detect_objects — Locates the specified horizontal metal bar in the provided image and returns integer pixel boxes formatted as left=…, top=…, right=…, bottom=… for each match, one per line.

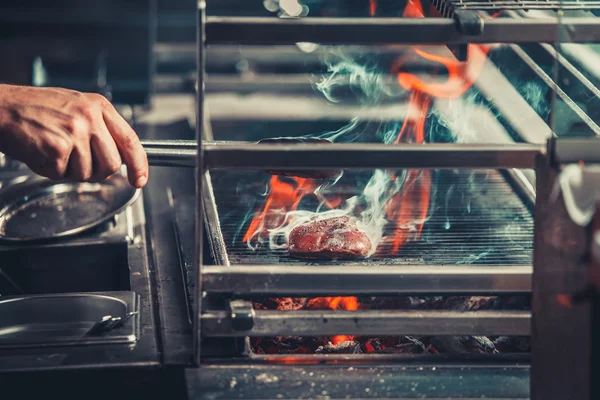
left=143, top=140, right=544, bottom=169
left=142, top=139, right=196, bottom=149
left=552, top=138, right=600, bottom=165
left=202, top=265, right=532, bottom=295
left=145, top=147, right=196, bottom=167
left=204, top=142, right=543, bottom=169
left=202, top=309, right=531, bottom=337
left=206, top=17, right=600, bottom=45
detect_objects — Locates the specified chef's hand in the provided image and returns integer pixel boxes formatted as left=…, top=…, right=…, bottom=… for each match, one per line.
left=0, top=84, right=148, bottom=188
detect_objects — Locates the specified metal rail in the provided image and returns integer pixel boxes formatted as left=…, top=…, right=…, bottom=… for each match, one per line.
left=202, top=309, right=531, bottom=337
left=552, top=137, right=600, bottom=164
left=205, top=17, right=600, bottom=45
left=202, top=265, right=532, bottom=295
left=144, top=140, right=544, bottom=169
left=203, top=142, right=543, bottom=169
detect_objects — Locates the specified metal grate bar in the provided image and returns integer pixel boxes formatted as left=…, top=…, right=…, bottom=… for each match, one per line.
left=202, top=265, right=532, bottom=295
left=202, top=309, right=531, bottom=337
left=142, top=141, right=543, bottom=169
left=432, top=0, right=600, bottom=18
left=203, top=142, right=543, bottom=169
left=205, top=16, right=600, bottom=45
left=552, top=137, right=600, bottom=164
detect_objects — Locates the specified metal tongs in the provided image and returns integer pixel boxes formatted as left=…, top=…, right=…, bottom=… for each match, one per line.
left=86, top=311, right=138, bottom=336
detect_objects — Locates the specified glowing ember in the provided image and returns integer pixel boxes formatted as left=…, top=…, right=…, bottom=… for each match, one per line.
left=306, top=296, right=359, bottom=344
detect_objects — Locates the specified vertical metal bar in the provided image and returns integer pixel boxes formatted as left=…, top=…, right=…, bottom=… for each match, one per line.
left=531, top=154, right=591, bottom=400
left=194, top=0, right=206, bottom=367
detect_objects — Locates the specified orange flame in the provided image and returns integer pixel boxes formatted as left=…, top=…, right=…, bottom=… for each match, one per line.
left=369, top=0, right=377, bottom=16
left=306, top=296, right=359, bottom=344
left=385, top=0, right=490, bottom=254
left=243, top=176, right=317, bottom=243
left=248, top=0, right=494, bottom=351
left=243, top=175, right=342, bottom=245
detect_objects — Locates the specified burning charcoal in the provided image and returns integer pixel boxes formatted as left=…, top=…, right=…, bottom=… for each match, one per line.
left=457, top=336, right=498, bottom=354
left=429, top=337, right=470, bottom=354
left=490, top=296, right=531, bottom=310
left=363, top=338, right=383, bottom=353
left=254, top=297, right=306, bottom=311
left=382, top=343, right=425, bottom=354
left=463, top=297, right=496, bottom=311
left=415, top=296, right=497, bottom=312
left=493, top=336, right=531, bottom=353
left=289, top=216, right=372, bottom=259
left=402, top=336, right=430, bottom=352
left=258, top=137, right=343, bottom=180
left=381, top=336, right=428, bottom=354
left=315, top=340, right=362, bottom=354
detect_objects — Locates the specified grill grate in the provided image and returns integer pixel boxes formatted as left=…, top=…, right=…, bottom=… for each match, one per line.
left=431, top=0, right=600, bottom=18
left=207, top=170, right=533, bottom=267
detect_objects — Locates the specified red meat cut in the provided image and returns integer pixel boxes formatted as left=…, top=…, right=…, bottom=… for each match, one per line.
left=288, top=216, right=372, bottom=259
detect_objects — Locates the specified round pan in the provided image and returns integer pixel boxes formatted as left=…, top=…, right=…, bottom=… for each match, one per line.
left=0, top=174, right=139, bottom=243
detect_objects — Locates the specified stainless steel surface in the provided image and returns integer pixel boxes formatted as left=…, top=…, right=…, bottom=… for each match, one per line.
left=146, top=146, right=196, bottom=167
left=203, top=143, right=543, bottom=169
left=202, top=265, right=532, bottom=295
left=205, top=16, right=600, bottom=45
left=187, top=365, right=530, bottom=399
left=0, top=174, right=139, bottom=242
left=144, top=141, right=543, bottom=169
left=0, top=180, right=159, bottom=372
left=202, top=309, right=531, bottom=337
left=552, top=137, right=600, bottom=164
left=0, top=292, right=139, bottom=349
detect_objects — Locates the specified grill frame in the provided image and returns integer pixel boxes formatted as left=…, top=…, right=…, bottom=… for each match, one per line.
left=194, top=3, right=600, bottom=398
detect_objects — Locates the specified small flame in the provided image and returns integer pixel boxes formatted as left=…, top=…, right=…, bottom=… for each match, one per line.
left=243, top=176, right=317, bottom=247
left=369, top=0, right=377, bottom=16
left=243, top=176, right=342, bottom=248
left=306, top=296, right=359, bottom=344
left=381, top=0, right=491, bottom=253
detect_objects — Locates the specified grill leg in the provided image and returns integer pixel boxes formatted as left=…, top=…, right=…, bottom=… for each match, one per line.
left=531, top=155, right=592, bottom=399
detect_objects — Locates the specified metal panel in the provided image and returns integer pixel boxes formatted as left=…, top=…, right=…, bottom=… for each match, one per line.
left=205, top=17, right=600, bottom=45
left=202, top=265, right=532, bottom=295
left=202, top=309, right=531, bottom=337
left=531, top=155, right=591, bottom=400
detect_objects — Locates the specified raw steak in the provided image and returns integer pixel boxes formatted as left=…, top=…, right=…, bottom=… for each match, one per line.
left=288, top=216, right=372, bottom=259
left=258, top=137, right=343, bottom=179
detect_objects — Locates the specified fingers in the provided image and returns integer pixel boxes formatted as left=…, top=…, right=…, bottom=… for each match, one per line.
left=101, top=104, right=148, bottom=188
left=89, top=125, right=122, bottom=182
left=32, top=138, right=71, bottom=180
left=65, top=141, right=93, bottom=181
